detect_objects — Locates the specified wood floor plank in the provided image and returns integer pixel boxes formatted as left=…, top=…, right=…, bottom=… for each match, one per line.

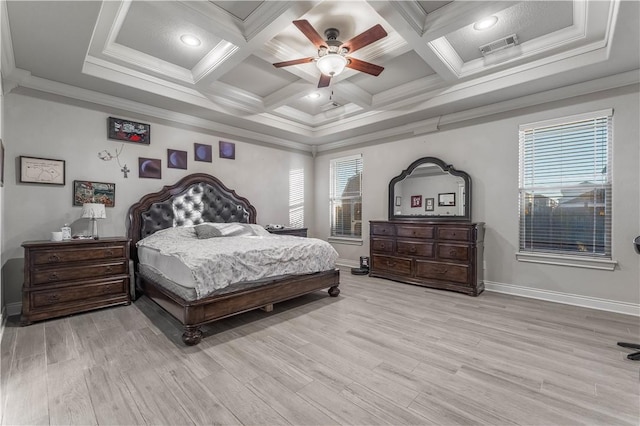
left=3, top=268, right=638, bottom=425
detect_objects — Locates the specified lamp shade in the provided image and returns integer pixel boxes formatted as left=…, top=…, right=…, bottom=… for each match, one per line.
left=316, top=54, right=348, bottom=76
left=81, top=203, right=106, bottom=219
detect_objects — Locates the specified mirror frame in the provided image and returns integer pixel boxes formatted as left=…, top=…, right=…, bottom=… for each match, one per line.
left=388, top=157, right=472, bottom=221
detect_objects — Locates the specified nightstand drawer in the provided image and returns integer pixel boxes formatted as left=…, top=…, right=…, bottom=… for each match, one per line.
left=32, top=245, right=125, bottom=265
left=32, top=260, right=128, bottom=285
left=31, top=279, right=127, bottom=309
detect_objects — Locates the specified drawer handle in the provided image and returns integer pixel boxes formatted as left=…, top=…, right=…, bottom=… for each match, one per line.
left=105, top=266, right=113, bottom=273
left=410, top=247, right=416, bottom=253
left=380, top=243, right=385, bottom=249
left=451, top=233, right=456, bottom=237
left=105, top=249, right=114, bottom=256
left=449, top=249, right=458, bottom=256
left=48, top=254, right=61, bottom=262
left=386, top=261, right=396, bottom=267
left=434, top=268, right=449, bottom=275
left=47, top=294, right=60, bottom=303
left=48, top=272, right=59, bottom=281
left=101, top=286, right=112, bottom=294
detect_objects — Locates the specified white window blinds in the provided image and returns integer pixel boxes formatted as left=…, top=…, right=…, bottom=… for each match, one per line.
left=518, top=109, right=612, bottom=257
left=330, top=154, right=363, bottom=239
left=289, top=168, right=304, bottom=228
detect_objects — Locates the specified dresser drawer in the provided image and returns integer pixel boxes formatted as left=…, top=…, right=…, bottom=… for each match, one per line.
left=371, top=223, right=395, bottom=237
left=437, top=227, right=471, bottom=241
left=32, top=261, right=128, bottom=285
left=371, top=238, right=394, bottom=253
left=437, top=243, right=470, bottom=261
left=396, top=225, right=434, bottom=239
left=397, top=241, right=434, bottom=257
left=30, top=279, right=127, bottom=309
left=372, top=255, right=411, bottom=276
left=415, top=260, right=469, bottom=284
left=32, top=245, right=126, bottom=265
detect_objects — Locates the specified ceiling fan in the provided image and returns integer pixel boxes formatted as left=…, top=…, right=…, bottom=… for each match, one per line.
left=273, top=19, right=388, bottom=88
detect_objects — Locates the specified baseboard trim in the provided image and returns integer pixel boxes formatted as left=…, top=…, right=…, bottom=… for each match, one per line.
left=6, top=302, right=21, bottom=317
left=485, top=280, right=640, bottom=317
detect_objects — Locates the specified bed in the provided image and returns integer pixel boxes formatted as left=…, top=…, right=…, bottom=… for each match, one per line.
left=126, top=173, right=340, bottom=345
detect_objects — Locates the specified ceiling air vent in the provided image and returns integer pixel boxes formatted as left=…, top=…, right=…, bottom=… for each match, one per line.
left=479, top=34, right=519, bottom=56
left=321, top=101, right=341, bottom=111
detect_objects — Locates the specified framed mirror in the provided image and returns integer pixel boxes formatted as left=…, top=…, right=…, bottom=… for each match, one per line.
left=389, top=157, right=471, bottom=221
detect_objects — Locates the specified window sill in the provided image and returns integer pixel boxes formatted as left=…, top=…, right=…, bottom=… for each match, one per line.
left=515, top=252, right=617, bottom=271
left=328, top=237, right=363, bottom=246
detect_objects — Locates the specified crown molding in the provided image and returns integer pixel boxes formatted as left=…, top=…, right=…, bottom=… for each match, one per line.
left=1, top=0, right=16, bottom=80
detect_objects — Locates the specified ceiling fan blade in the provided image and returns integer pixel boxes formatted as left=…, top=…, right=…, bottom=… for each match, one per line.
left=346, top=58, right=384, bottom=76
left=318, top=74, right=331, bottom=88
left=340, top=24, right=387, bottom=53
left=293, top=20, right=327, bottom=49
left=273, top=57, right=315, bottom=68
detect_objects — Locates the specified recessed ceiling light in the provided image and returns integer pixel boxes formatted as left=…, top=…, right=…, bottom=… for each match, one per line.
left=473, top=16, right=498, bottom=31
left=307, top=92, right=321, bottom=99
left=180, top=34, right=201, bottom=47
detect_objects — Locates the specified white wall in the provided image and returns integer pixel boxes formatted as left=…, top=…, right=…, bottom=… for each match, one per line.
left=1, top=92, right=314, bottom=307
left=314, top=85, right=640, bottom=307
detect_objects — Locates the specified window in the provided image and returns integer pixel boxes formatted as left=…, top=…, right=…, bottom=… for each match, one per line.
left=330, top=154, right=363, bottom=240
left=289, top=168, right=304, bottom=228
left=518, top=109, right=612, bottom=260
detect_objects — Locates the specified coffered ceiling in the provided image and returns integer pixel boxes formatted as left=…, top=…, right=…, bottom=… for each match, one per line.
left=2, top=1, right=638, bottom=152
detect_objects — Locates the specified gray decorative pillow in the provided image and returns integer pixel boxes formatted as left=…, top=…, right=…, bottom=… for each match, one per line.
left=194, top=223, right=223, bottom=239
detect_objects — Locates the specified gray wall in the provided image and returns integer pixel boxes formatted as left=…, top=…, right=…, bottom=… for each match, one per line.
left=314, top=85, right=640, bottom=306
left=1, top=92, right=314, bottom=307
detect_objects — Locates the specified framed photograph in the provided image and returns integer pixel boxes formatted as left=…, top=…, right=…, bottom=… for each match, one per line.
left=167, top=149, right=187, bottom=169
left=108, top=117, right=150, bottom=144
left=73, top=180, right=115, bottom=207
left=19, top=156, right=65, bottom=185
left=438, top=192, right=456, bottom=206
left=410, top=195, right=422, bottom=208
left=139, top=157, right=161, bottom=179
left=194, top=143, right=212, bottom=162
left=219, top=141, right=235, bottom=160
left=425, top=197, right=434, bottom=211
left=395, top=196, right=401, bottom=206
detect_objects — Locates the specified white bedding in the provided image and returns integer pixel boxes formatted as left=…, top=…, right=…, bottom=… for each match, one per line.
left=136, top=224, right=338, bottom=299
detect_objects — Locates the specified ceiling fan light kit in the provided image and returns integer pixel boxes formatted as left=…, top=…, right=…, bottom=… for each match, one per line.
left=273, top=19, right=388, bottom=88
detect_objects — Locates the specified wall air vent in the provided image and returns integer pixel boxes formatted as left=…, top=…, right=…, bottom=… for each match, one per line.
left=479, top=34, right=519, bottom=56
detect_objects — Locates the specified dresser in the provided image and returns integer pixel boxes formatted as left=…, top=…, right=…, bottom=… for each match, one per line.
left=369, top=221, right=484, bottom=296
left=21, top=237, right=131, bottom=325
left=266, top=227, right=308, bottom=237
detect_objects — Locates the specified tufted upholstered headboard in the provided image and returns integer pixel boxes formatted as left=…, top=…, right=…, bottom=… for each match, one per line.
left=127, top=173, right=257, bottom=263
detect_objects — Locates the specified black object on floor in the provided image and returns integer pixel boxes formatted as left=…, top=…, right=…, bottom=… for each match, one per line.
left=351, top=267, right=369, bottom=275
left=617, top=342, right=640, bottom=360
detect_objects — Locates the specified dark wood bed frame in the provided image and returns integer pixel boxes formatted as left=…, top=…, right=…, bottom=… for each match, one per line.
left=126, top=173, right=340, bottom=345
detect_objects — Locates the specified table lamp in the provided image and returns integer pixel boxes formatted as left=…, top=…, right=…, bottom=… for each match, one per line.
left=81, top=203, right=106, bottom=239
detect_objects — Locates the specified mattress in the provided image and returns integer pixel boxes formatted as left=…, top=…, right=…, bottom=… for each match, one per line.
left=136, top=224, right=338, bottom=299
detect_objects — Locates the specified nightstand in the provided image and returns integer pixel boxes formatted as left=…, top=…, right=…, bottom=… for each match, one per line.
left=266, top=227, right=308, bottom=237
left=21, top=237, right=131, bottom=325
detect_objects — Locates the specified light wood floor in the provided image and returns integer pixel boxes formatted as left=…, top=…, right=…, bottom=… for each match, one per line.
left=2, top=270, right=639, bottom=425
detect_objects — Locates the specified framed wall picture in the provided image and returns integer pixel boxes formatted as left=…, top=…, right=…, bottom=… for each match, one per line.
left=73, top=180, right=115, bottom=207
left=194, top=143, right=212, bottom=162
left=425, top=197, right=434, bottom=211
left=108, top=117, right=150, bottom=144
left=167, top=149, right=187, bottom=169
left=19, top=156, right=65, bottom=185
left=410, top=195, right=422, bottom=208
left=219, top=141, right=235, bottom=159
left=139, top=157, right=161, bottom=179
left=438, top=192, right=456, bottom=206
